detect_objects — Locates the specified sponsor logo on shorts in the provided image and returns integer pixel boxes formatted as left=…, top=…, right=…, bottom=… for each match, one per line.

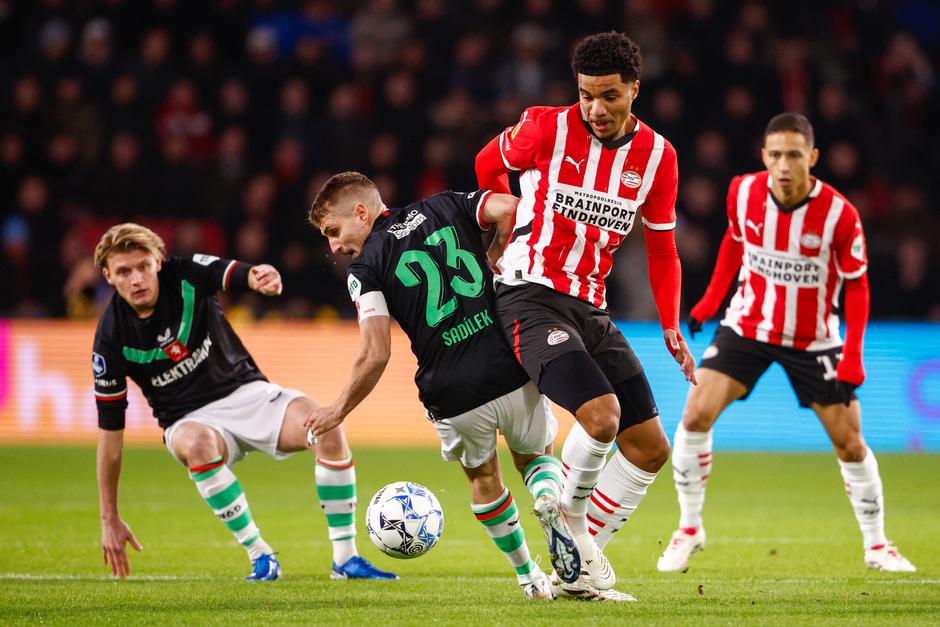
left=92, top=352, right=106, bottom=377
left=800, top=232, right=822, bottom=249
left=547, top=329, right=569, bottom=346
left=621, top=170, right=642, bottom=189
left=702, top=345, right=719, bottom=360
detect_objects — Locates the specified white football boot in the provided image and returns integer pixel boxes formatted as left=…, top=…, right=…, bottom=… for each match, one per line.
left=864, top=543, right=917, bottom=572
left=657, top=527, right=705, bottom=573
left=548, top=570, right=635, bottom=602
left=521, top=569, right=554, bottom=600
left=580, top=535, right=616, bottom=590
left=532, top=494, right=581, bottom=584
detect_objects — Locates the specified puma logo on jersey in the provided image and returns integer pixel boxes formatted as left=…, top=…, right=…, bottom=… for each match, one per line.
left=564, top=155, right=585, bottom=173
left=746, top=219, right=763, bottom=237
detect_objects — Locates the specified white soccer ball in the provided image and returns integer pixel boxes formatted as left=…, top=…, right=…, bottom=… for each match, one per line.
left=366, top=481, right=444, bottom=559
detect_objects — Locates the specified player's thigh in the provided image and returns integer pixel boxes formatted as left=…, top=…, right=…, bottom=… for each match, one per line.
left=497, top=381, right=558, bottom=458
left=165, top=420, right=228, bottom=467
left=812, top=400, right=866, bottom=460
left=432, top=402, right=500, bottom=470
left=277, top=395, right=322, bottom=453
left=586, top=315, right=644, bottom=386
left=779, top=345, right=858, bottom=408
left=681, top=367, right=750, bottom=430
left=687, top=327, right=769, bottom=425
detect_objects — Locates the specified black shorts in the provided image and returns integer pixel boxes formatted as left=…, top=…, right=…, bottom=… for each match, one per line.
left=700, top=326, right=857, bottom=408
left=495, top=282, right=653, bottom=429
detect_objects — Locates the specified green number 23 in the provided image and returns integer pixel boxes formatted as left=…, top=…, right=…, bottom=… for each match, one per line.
left=395, top=226, right=484, bottom=327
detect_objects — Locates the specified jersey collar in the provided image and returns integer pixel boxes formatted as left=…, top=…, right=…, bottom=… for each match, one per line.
left=577, top=105, right=640, bottom=150
left=767, top=176, right=822, bottom=213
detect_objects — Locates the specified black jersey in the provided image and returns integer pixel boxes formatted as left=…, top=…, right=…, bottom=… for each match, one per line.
left=93, top=255, right=266, bottom=430
left=347, top=190, right=529, bottom=419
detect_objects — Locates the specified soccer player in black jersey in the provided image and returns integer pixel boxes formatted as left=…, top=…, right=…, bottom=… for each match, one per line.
left=304, top=172, right=633, bottom=601
left=92, top=223, right=396, bottom=581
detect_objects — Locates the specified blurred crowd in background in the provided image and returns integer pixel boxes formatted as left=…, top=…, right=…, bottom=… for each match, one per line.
left=1, top=0, right=938, bottom=322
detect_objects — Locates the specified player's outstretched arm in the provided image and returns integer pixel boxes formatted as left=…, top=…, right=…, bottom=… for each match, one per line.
left=97, top=429, right=142, bottom=578
left=247, top=263, right=283, bottom=296
left=480, top=193, right=519, bottom=270
left=688, top=228, right=744, bottom=334
left=305, top=315, right=392, bottom=436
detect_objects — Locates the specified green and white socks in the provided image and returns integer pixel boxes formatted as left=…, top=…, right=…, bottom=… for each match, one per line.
left=189, top=458, right=273, bottom=561
left=472, top=487, right=540, bottom=585
left=523, top=455, right=564, bottom=501
left=316, top=455, right=358, bottom=565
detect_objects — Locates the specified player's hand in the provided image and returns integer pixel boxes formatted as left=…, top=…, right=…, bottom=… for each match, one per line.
left=304, top=405, right=345, bottom=437
left=835, top=351, right=864, bottom=406
left=101, top=517, right=143, bottom=578
left=686, top=315, right=703, bottom=339
left=249, top=264, right=283, bottom=296
left=665, top=329, right=697, bottom=385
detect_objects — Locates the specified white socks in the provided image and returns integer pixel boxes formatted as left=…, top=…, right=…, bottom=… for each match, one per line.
left=561, top=422, right=613, bottom=535
left=672, top=423, right=712, bottom=530
left=586, top=450, right=659, bottom=549
left=838, top=448, right=888, bottom=549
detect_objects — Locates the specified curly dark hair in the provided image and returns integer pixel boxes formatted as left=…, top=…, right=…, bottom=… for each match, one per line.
left=764, top=112, right=815, bottom=147
left=571, top=32, right=642, bottom=83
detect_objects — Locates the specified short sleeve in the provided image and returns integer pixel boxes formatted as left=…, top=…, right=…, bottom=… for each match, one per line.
left=442, top=190, right=493, bottom=231
left=347, top=258, right=389, bottom=322
left=93, top=326, right=128, bottom=430
left=726, top=176, right=745, bottom=242
left=833, top=203, right=868, bottom=279
left=498, top=106, right=551, bottom=172
left=640, top=141, right=678, bottom=231
left=180, top=254, right=252, bottom=293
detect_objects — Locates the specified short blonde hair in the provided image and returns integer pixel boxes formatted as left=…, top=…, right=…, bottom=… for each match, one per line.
left=94, top=223, right=167, bottom=270
left=308, top=171, right=379, bottom=229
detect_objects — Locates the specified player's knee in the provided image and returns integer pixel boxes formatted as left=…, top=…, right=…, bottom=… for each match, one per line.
left=579, top=403, right=619, bottom=442
left=834, top=432, right=866, bottom=462
left=646, top=434, right=671, bottom=471
left=315, top=426, right=348, bottom=458
left=681, top=399, right=718, bottom=432
left=176, top=433, right=222, bottom=467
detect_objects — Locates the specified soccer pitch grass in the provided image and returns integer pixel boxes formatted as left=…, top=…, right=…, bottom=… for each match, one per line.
left=0, top=447, right=937, bottom=624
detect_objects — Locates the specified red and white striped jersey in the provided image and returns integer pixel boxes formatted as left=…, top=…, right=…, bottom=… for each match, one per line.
left=720, top=171, right=868, bottom=350
left=495, top=104, right=678, bottom=309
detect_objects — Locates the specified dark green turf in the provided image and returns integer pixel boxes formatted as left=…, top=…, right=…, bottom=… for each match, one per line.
left=0, top=446, right=937, bottom=624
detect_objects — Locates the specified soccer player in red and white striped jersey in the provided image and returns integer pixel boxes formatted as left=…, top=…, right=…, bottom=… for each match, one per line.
left=476, top=32, right=695, bottom=598
left=655, top=113, right=916, bottom=574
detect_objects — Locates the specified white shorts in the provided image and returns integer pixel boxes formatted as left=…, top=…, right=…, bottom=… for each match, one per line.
left=432, top=381, right=558, bottom=469
left=164, top=380, right=305, bottom=468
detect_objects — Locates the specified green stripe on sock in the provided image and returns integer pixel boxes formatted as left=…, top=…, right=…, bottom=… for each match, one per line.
left=493, top=527, right=525, bottom=553
left=535, top=487, right=554, bottom=499
left=325, top=512, right=354, bottom=528
left=515, top=560, right=537, bottom=576
left=317, top=484, right=356, bottom=501
left=240, top=533, right=260, bottom=547
left=206, top=481, right=242, bottom=510
left=190, top=464, right=224, bottom=482
left=528, top=470, right=562, bottom=489
left=481, top=503, right=517, bottom=528
left=524, top=455, right=561, bottom=475
left=226, top=510, right=253, bottom=533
